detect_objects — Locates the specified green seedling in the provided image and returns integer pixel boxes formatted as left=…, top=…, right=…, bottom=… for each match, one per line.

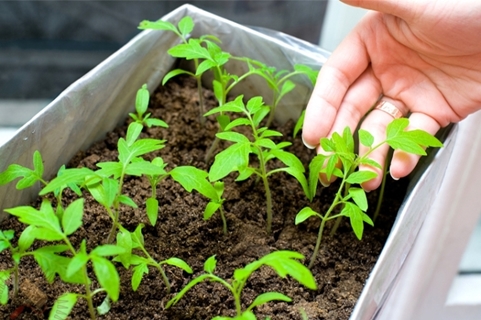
left=5, top=199, right=123, bottom=320
left=296, top=118, right=443, bottom=268
left=0, top=229, right=25, bottom=304
left=139, top=16, right=212, bottom=125
left=166, top=251, right=317, bottom=319
left=128, top=84, right=168, bottom=145
left=206, top=95, right=310, bottom=233
left=241, top=59, right=318, bottom=127
left=114, top=224, right=192, bottom=293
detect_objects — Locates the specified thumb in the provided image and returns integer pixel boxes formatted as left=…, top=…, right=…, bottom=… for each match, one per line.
left=340, top=0, right=422, bottom=21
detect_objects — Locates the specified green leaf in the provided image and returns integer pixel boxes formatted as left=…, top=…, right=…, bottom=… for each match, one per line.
left=252, top=106, right=270, bottom=127
left=178, top=16, right=194, bottom=37
left=358, top=129, right=374, bottom=147
left=294, top=64, right=319, bottom=85
left=348, top=188, right=368, bottom=211
left=135, top=84, right=149, bottom=116
left=209, top=142, right=251, bottom=181
left=126, top=122, right=143, bottom=146
left=274, top=167, right=309, bottom=200
left=270, top=149, right=305, bottom=173
left=204, top=201, right=221, bottom=220
left=126, top=161, right=167, bottom=177
left=217, top=114, right=231, bottom=131
left=118, top=195, right=138, bottom=208
left=97, top=296, right=111, bottom=316
left=18, top=225, right=36, bottom=252
left=40, top=167, right=94, bottom=195
left=49, top=293, right=78, bottom=320
left=293, top=110, right=305, bottom=138
left=295, top=207, right=319, bottom=224
left=224, top=118, right=251, bottom=131
left=170, top=166, right=218, bottom=200
left=132, top=263, right=149, bottom=291
left=196, top=59, right=217, bottom=76
left=346, top=170, right=377, bottom=185
left=163, top=257, right=193, bottom=274
left=145, top=118, right=168, bottom=128
left=162, top=68, right=193, bottom=85
left=118, top=138, right=165, bottom=165
left=115, top=228, right=133, bottom=269
left=146, top=197, right=159, bottom=226
left=247, top=292, right=292, bottom=311
left=132, top=224, right=145, bottom=247
left=246, top=96, right=264, bottom=114
left=261, top=129, right=283, bottom=139
left=33, top=150, right=44, bottom=178
left=204, top=96, right=245, bottom=116
left=0, top=271, right=10, bottom=305
left=235, top=166, right=256, bottom=181
left=62, top=198, right=83, bottom=236
left=212, top=80, right=224, bottom=105
left=6, top=200, right=62, bottom=235
left=216, top=131, right=250, bottom=144
left=358, top=158, right=382, bottom=169
left=91, top=245, right=125, bottom=257
left=277, top=80, right=296, bottom=103
left=166, top=274, right=213, bottom=308
left=138, top=19, right=178, bottom=33
left=255, top=138, right=277, bottom=149
left=66, top=252, right=89, bottom=278
left=340, top=203, right=365, bottom=240
left=30, top=227, right=64, bottom=241
left=204, top=255, right=217, bottom=273
left=92, top=256, right=120, bottom=302
left=168, top=40, right=211, bottom=60
left=96, top=162, right=123, bottom=179
left=308, top=154, right=326, bottom=201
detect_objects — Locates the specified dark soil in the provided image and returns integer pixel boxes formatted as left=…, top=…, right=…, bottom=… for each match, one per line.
left=0, top=76, right=408, bottom=320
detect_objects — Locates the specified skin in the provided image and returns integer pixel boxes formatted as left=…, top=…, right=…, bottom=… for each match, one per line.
left=302, top=0, right=481, bottom=191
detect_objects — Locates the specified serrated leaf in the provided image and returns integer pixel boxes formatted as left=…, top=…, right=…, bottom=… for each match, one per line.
left=235, top=166, right=256, bottom=181
left=126, top=161, right=167, bottom=177
left=223, top=118, right=251, bottom=131
left=40, top=167, right=94, bottom=195
left=49, top=293, right=77, bottom=320
left=170, top=166, right=218, bottom=200
left=33, top=150, right=44, bottom=178
left=168, top=40, right=211, bottom=60
left=358, top=129, right=374, bottom=147
left=6, top=201, right=62, bottom=234
left=358, top=158, right=382, bottom=169
left=145, top=118, right=168, bottom=128
left=277, top=80, right=296, bottom=104
left=346, top=170, right=378, bottom=185
left=246, top=96, right=264, bottom=114
left=132, top=263, right=149, bottom=291
left=255, top=138, right=277, bottom=149
left=118, top=138, right=165, bottom=165
left=253, top=106, right=270, bottom=127
left=146, top=197, right=159, bottom=226
left=92, top=256, right=120, bottom=302
left=204, top=255, right=217, bottom=273
left=295, top=207, right=319, bottom=224
left=115, top=229, right=132, bottom=269
left=340, top=203, right=365, bottom=240
left=276, top=167, right=310, bottom=200
left=348, top=188, right=368, bottom=211
left=163, top=257, right=193, bottom=273
left=209, top=142, right=251, bottom=181
left=294, top=64, right=319, bottom=85
left=132, top=224, right=145, bottom=247
left=196, top=59, right=217, bottom=76
left=118, top=195, right=138, bottom=208
left=204, top=96, right=245, bottom=116
left=96, top=162, right=123, bottom=179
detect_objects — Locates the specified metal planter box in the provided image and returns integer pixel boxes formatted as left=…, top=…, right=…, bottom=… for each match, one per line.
left=1, top=4, right=481, bottom=319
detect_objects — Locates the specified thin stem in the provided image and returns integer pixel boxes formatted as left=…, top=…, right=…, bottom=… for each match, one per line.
left=83, top=267, right=97, bottom=320
left=13, top=265, right=19, bottom=297
left=373, top=152, right=391, bottom=221
left=205, top=136, right=220, bottom=163
left=266, top=90, right=279, bottom=127
left=139, top=245, right=171, bottom=293
left=219, top=206, right=228, bottom=235
left=308, top=217, right=326, bottom=269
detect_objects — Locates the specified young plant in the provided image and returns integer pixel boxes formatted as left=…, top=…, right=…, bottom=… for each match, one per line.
left=296, top=118, right=443, bottom=268
left=206, top=95, right=310, bottom=234
left=166, top=251, right=317, bottom=319
left=139, top=16, right=210, bottom=125
left=114, top=224, right=192, bottom=293
left=5, top=199, right=124, bottom=320
left=240, top=58, right=319, bottom=127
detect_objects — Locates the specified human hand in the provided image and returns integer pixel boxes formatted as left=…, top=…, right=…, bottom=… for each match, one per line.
left=302, top=0, right=481, bottom=191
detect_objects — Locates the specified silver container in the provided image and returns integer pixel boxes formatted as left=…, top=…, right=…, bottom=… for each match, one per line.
left=1, top=4, right=480, bottom=319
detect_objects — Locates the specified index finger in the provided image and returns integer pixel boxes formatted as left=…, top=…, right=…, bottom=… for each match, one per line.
left=302, top=15, right=371, bottom=148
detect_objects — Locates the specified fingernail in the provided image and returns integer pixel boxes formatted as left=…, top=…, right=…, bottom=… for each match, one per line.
left=390, top=173, right=400, bottom=181
left=319, top=179, right=330, bottom=188
left=302, top=136, right=316, bottom=150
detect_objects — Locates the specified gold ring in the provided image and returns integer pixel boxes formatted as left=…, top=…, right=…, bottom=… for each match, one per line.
left=374, top=100, right=404, bottom=119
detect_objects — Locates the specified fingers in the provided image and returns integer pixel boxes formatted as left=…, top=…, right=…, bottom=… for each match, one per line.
left=341, top=0, right=423, bottom=22
left=358, top=97, right=409, bottom=191
left=302, top=19, right=371, bottom=148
